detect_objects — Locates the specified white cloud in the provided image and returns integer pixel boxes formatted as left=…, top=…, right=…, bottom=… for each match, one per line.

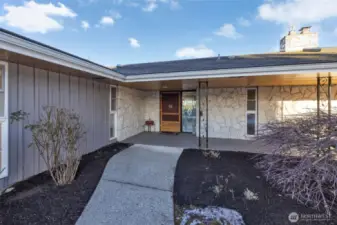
left=128, top=38, right=140, bottom=48
left=334, top=28, right=337, bottom=36
left=176, top=45, right=216, bottom=59
left=258, top=0, right=337, bottom=25
left=237, top=17, right=251, bottom=27
left=97, top=12, right=121, bottom=27
left=214, top=24, right=242, bottom=39
left=0, top=1, right=76, bottom=34
left=143, top=0, right=158, bottom=12
left=100, top=16, right=114, bottom=25
left=81, top=20, right=90, bottom=30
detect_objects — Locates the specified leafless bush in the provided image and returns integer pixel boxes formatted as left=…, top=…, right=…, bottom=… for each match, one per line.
left=202, top=150, right=221, bottom=159
left=256, top=111, right=337, bottom=215
left=211, top=175, right=224, bottom=197
left=243, top=188, right=259, bottom=201
left=26, top=106, right=85, bottom=186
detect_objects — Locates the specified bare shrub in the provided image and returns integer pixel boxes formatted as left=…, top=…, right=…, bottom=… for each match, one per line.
left=211, top=176, right=224, bottom=197
left=211, top=174, right=236, bottom=198
left=25, top=106, right=85, bottom=186
left=202, top=150, right=221, bottom=159
left=256, top=111, right=337, bottom=215
left=229, top=189, right=235, bottom=200
left=243, top=188, right=259, bottom=201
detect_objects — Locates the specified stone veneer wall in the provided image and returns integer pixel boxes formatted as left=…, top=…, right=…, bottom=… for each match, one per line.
left=144, top=91, right=160, bottom=132
left=258, top=85, right=337, bottom=130
left=207, top=88, right=247, bottom=139
left=259, top=86, right=315, bottom=124
left=117, top=86, right=146, bottom=141
left=201, top=85, right=337, bottom=140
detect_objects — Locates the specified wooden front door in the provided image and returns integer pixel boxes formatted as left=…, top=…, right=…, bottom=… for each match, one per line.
left=160, top=92, right=181, bottom=133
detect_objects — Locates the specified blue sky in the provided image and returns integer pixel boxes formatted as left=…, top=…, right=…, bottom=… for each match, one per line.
left=1, top=0, right=337, bottom=66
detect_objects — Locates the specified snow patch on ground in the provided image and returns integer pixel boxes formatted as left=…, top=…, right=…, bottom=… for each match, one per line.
left=244, top=188, right=259, bottom=201
left=180, top=206, right=245, bottom=225
left=2, top=187, right=14, bottom=195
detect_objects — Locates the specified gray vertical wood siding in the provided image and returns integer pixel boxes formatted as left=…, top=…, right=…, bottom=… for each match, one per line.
left=0, top=62, right=111, bottom=190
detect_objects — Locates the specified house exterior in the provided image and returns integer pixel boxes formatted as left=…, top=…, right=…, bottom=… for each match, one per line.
left=0, top=26, right=337, bottom=191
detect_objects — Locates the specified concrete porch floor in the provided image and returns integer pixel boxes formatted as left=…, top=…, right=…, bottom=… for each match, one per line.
left=123, top=132, right=267, bottom=153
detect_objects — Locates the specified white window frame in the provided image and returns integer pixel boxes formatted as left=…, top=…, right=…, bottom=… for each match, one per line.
left=0, top=61, right=8, bottom=179
left=109, top=85, right=117, bottom=140
left=246, top=88, right=257, bottom=136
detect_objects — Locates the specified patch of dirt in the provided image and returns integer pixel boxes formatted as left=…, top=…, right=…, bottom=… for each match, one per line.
left=173, top=149, right=336, bottom=225
left=8, top=186, right=43, bottom=202
left=0, top=142, right=131, bottom=225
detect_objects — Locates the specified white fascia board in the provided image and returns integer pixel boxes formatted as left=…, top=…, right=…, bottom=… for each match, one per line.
left=124, top=62, right=337, bottom=82
left=0, top=32, right=125, bottom=81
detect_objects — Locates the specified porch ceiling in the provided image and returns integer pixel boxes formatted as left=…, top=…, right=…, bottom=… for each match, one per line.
left=123, top=72, right=337, bottom=91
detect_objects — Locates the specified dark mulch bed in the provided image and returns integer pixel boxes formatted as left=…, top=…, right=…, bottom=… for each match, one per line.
left=173, top=149, right=336, bottom=225
left=0, top=142, right=131, bottom=225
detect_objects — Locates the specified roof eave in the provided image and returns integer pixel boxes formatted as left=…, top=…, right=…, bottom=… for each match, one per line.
left=0, top=30, right=125, bottom=82
left=124, top=62, right=337, bottom=82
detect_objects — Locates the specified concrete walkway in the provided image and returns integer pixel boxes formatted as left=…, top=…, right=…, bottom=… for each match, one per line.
left=124, top=132, right=267, bottom=153
left=76, top=144, right=183, bottom=225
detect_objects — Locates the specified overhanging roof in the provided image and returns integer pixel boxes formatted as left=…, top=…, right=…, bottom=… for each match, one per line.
left=115, top=52, right=337, bottom=76
left=0, top=28, right=124, bottom=81
left=1, top=28, right=337, bottom=83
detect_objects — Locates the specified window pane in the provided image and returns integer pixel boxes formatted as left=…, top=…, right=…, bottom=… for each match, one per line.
left=247, top=113, right=255, bottom=135
left=247, top=100, right=256, bottom=111
left=110, top=87, right=117, bottom=99
left=109, top=113, right=115, bottom=138
left=247, top=89, right=256, bottom=100
left=0, top=92, right=4, bottom=117
left=110, top=87, right=116, bottom=111
left=162, top=93, right=179, bottom=113
left=110, top=99, right=116, bottom=111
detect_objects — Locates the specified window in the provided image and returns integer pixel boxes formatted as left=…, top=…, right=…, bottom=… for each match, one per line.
left=246, top=88, right=257, bottom=135
left=247, top=89, right=256, bottom=111
left=0, top=62, right=8, bottom=179
left=109, top=86, right=117, bottom=139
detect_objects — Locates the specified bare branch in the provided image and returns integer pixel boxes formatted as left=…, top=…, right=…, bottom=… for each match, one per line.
left=26, top=106, right=86, bottom=185
left=255, top=111, right=337, bottom=215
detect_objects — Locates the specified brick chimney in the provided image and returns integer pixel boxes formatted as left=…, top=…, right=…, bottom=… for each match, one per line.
left=280, top=26, right=318, bottom=52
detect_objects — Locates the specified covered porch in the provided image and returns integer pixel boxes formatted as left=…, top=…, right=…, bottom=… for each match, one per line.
left=123, top=132, right=267, bottom=153
left=122, top=71, right=337, bottom=148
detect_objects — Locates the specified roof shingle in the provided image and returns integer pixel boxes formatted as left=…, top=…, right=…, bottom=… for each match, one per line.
left=114, top=53, right=337, bottom=76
